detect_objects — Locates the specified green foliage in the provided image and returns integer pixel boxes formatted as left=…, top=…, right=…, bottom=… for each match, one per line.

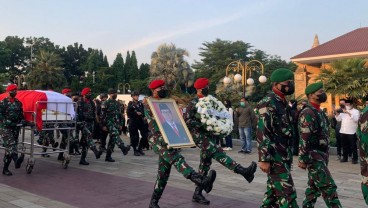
left=317, top=58, right=368, bottom=99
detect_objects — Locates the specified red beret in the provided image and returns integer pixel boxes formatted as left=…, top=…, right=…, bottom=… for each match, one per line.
left=61, top=88, right=72, bottom=94
left=194, top=78, right=209, bottom=89
left=149, top=79, right=165, bottom=89
left=6, top=84, right=18, bottom=92
left=81, top=88, right=91, bottom=96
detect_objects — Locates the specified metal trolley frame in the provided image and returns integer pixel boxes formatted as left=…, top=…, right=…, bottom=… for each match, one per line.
left=8, top=101, right=76, bottom=174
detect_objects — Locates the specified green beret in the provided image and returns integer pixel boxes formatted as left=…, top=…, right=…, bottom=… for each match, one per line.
left=270, top=68, right=294, bottom=82
left=305, top=82, right=323, bottom=95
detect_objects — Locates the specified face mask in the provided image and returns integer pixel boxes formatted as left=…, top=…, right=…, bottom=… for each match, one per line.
left=85, top=95, right=91, bottom=99
left=201, top=88, right=209, bottom=96
left=112, top=95, right=117, bottom=100
left=157, top=89, right=168, bottom=98
left=346, top=105, right=352, bottom=110
left=9, top=92, right=17, bottom=98
left=316, top=93, right=327, bottom=103
left=240, top=102, right=245, bottom=107
left=72, top=98, right=79, bottom=102
left=279, top=81, right=295, bottom=95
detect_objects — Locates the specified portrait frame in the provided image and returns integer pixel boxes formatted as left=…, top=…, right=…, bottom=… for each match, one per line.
left=146, top=98, right=195, bottom=149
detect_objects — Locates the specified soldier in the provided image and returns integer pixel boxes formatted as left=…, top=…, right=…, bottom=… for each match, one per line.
left=76, top=87, right=103, bottom=165
left=358, top=97, right=368, bottom=205
left=0, top=84, right=25, bottom=176
left=96, top=93, right=108, bottom=152
left=256, top=68, right=298, bottom=207
left=100, top=88, right=131, bottom=162
left=127, top=90, right=148, bottom=156
left=70, top=92, right=81, bottom=155
left=57, top=88, right=72, bottom=160
left=145, top=79, right=216, bottom=208
left=298, top=82, right=342, bottom=207
left=186, top=78, right=257, bottom=205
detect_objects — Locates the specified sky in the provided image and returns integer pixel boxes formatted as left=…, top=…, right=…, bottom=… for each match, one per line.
left=1, top=0, right=368, bottom=66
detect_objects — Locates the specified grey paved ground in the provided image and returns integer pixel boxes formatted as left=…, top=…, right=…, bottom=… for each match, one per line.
left=0, top=130, right=365, bottom=208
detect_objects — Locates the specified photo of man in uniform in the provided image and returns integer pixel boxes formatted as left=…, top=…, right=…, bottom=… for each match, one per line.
left=158, top=103, right=189, bottom=145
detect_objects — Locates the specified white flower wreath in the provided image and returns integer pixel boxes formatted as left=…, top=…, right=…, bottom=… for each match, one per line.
left=195, top=95, right=233, bottom=136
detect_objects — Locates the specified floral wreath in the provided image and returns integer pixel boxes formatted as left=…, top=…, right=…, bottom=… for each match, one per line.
left=195, top=95, right=233, bottom=136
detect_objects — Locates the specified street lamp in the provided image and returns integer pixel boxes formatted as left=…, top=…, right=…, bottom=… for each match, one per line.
left=224, top=60, right=267, bottom=97
left=14, top=75, right=26, bottom=89
left=84, top=71, right=96, bottom=84
left=118, top=82, right=131, bottom=94
left=26, top=38, right=35, bottom=69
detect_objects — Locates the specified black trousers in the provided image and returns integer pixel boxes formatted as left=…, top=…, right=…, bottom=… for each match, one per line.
left=128, top=121, right=148, bottom=151
left=341, top=133, right=358, bottom=161
left=335, top=128, right=342, bottom=156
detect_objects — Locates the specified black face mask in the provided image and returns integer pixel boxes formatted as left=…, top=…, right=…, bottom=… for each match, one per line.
left=316, top=93, right=327, bottom=103
left=9, top=92, right=17, bottom=98
left=85, top=95, right=91, bottom=99
left=158, top=89, right=168, bottom=98
left=112, top=95, right=117, bottom=100
left=72, top=98, right=79, bottom=102
left=201, top=88, right=209, bottom=96
left=279, top=81, right=295, bottom=95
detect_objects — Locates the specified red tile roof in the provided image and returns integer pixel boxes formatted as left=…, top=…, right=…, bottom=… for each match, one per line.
left=291, top=27, right=368, bottom=60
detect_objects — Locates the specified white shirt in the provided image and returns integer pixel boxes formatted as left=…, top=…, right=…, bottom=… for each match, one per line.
left=335, top=108, right=360, bottom=135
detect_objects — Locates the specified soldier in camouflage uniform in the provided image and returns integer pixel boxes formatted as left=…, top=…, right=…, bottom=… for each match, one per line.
left=358, top=99, right=368, bottom=205
left=57, top=88, right=73, bottom=160
left=100, top=88, right=130, bottom=162
left=76, top=88, right=103, bottom=165
left=145, top=79, right=216, bottom=208
left=298, top=82, right=342, bottom=208
left=256, top=68, right=298, bottom=207
left=186, top=78, right=257, bottom=205
left=0, top=84, right=25, bottom=176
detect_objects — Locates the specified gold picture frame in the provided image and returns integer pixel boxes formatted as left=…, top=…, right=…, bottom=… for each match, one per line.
left=146, top=98, right=195, bottom=149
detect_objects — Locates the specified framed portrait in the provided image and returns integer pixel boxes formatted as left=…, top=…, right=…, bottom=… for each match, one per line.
left=146, top=98, right=195, bottom=149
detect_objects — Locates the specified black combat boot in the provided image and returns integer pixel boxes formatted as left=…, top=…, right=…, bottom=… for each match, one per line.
left=119, top=143, right=131, bottom=155
left=91, top=146, right=103, bottom=159
left=138, top=148, right=145, bottom=156
left=41, top=148, right=50, bottom=157
left=57, top=153, right=64, bottom=161
left=52, top=142, right=59, bottom=151
left=105, top=150, right=115, bottom=162
left=13, top=153, right=24, bottom=169
left=192, top=187, right=210, bottom=205
left=74, top=144, right=81, bottom=155
left=234, top=162, right=257, bottom=183
left=3, top=156, right=13, bottom=176
left=133, top=147, right=140, bottom=156
left=189, top=170, right=216, bottom=193
left=149, top=191, right=161, bottom=208
left=79, top=149, right=89, bottom=165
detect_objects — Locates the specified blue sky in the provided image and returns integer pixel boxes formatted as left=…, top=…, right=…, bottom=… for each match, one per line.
left=1, top=0, right=367, bottom=66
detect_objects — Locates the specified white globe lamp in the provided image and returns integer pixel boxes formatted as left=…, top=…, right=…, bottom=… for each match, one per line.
left=259, top=75, right=267, bottom=83
left=234, top=74, right=242, bottom=83
left=223, top=77, right=231, bottom=85
left=246, top=78, right=255, bottom=85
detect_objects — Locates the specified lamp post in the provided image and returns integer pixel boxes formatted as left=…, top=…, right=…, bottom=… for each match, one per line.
left=223, top=60, right=267, bottom=97
left=84, top=71, right=96, bottom=84
left=118, top=82, right=131, bottom=94
left=14, top=75, right=26, bottom=89
left=26, top=38, right=35, bottom=70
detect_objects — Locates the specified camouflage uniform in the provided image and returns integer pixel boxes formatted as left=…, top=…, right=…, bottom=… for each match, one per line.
left=0, top=97, right=24, bottom=174
left=76, top=98, right=102, bottom=164
left=358, top=106, right=368, bottom=205
left=186, top=96, right=256, bottom=204
left=101, top=98, right=129, bottom=159
left=256, top=91, right=298, bottom=208
left=37, top=123, right=58, bottom=156
left=144, top=97, right=217, bottom=208
left=298, top=104, right=342, bottom=207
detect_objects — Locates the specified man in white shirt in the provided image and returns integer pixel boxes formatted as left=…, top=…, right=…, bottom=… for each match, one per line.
left=335, top=99, right=360, bottom=164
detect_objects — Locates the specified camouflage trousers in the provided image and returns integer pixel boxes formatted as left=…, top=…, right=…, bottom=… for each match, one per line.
left=37, top=124, right=56, bottom=147
left=149, top=135, right=194, bottom=196
left=196, top=136, right=237, bottom=176
left=303, top=161, right=342, bottom=208
left=1, top=128, right=20, bottom=156
left=106, top=122, right=125, bottom=152
left=261, top=162, right=298, bottom=208
left=80, top=121, right=95, bottom=148
left=362, top=177, right=368, bottom=205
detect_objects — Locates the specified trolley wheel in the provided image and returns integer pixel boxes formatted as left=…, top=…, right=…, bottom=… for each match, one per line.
left=62, top=154, right=71, bottom=169
left=26, top=158, right=35, bottom=174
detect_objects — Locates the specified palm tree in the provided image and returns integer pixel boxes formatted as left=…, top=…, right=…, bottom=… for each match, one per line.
left=150, top=43, right=194, bottom=91
left=317, top=58, right=368, bottom=99
left=27, top=50, right=66, bottom=90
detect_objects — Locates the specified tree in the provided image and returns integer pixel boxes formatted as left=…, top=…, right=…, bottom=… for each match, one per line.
left=27, top=50, right=66, bottom=90
left=139, top=63, right=150, bottom=80
left=0, top=41, right=11, bottom=73
left=150, top=43, right=194, bottom=91
left=3, top=36, right=27, bottom=76
left=111, top=53, right=125, bottom=88
left=124, top=51, right=131, bottom=82
left=129, top=51, right=139, bottom=80
left=317, top=58, right=368, bottom=99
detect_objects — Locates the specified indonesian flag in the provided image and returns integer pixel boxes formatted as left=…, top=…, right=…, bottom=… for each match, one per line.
left=0, top=90, right=75, bottom=130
